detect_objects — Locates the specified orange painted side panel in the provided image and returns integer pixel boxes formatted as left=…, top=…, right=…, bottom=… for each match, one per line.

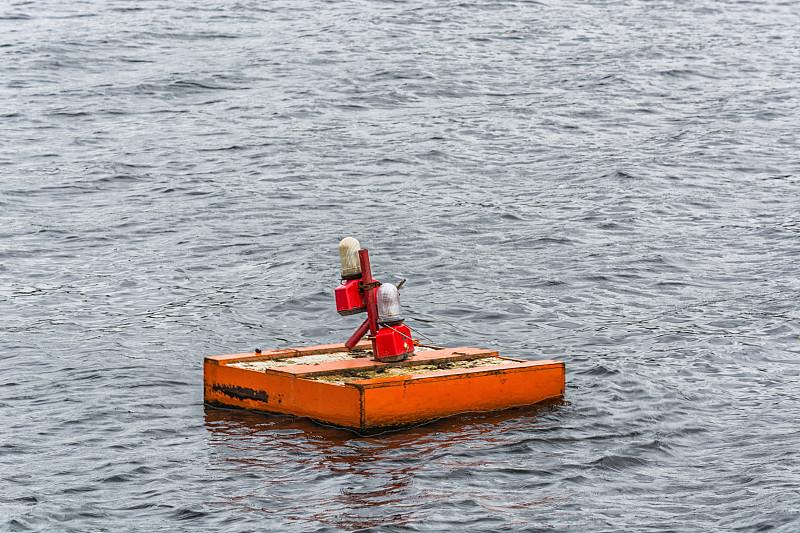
left=359, top=361, right=565, bottom=429
left=204, top=361, right=362, bottom=428
left=290, top=378, right=362, bottom=427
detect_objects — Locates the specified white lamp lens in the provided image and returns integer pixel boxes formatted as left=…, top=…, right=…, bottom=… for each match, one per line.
left=377, top=283, right=403, bottom=324
left=338, top=237, right=361, bottom=278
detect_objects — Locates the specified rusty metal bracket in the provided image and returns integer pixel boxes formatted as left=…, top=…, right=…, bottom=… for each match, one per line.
left=360, top=281, right=382, bottom=291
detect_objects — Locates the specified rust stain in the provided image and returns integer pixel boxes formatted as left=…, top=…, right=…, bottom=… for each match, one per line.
left=212, top=383, right=269, bottom=403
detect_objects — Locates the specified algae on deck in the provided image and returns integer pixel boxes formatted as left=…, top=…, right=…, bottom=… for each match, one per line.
left=308, top=356, right=509, bottom=384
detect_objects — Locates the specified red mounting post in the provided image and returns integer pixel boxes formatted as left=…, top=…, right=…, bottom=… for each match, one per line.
left=343, top=249, right=381, bottom=355
left=359, top=249, right=380, bottom=356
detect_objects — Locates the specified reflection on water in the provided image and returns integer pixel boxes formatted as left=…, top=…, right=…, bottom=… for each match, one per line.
left=203, top=402, right=569, bottom=530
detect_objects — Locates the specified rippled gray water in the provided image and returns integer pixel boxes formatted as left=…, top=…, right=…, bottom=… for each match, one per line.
left=2, top=0, right=799, bottom=531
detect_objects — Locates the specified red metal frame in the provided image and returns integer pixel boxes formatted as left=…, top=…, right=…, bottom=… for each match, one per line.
left=343, top=249, right=380, bottom=353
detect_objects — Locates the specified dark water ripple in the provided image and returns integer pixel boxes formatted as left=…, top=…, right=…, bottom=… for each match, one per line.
left=2, top=0, right=799, bottom=531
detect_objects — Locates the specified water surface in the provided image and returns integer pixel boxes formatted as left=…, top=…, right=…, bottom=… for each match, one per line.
left=1, top=0, right=799, bottom=531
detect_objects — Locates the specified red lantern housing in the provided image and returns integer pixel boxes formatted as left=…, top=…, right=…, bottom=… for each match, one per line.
left=335, top=279, right=365, bottom=316
left=374, top=323, right=413, bottom=361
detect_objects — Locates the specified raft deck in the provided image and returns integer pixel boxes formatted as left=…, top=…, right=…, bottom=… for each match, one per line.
left=204, top=343, right=564, bottom=433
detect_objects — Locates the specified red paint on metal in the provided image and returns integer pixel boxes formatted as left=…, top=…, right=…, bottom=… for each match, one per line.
left=345, top=318, right=370, bottom=350
left=334, top=278, right=366, bottom=316
left=374, top=323, right=413, bottom=360
left=358, top=249, right=380, bottom=354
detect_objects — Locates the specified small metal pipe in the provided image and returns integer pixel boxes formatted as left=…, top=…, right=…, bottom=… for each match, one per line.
left=345, top=318, right=370, bottom=350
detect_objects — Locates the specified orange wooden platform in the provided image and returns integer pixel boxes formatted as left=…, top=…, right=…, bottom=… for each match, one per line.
left=204, top=343, right=564, bottom=433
